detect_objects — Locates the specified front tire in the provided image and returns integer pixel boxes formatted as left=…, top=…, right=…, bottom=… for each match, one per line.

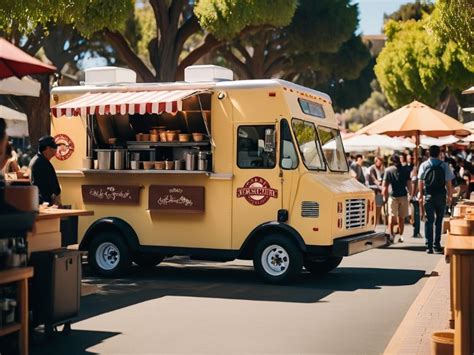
left=88, top=232, right=131, bottom=277
left=304, top=256, right=343, bottom=275
left=253, top=235, right=303, bottom=284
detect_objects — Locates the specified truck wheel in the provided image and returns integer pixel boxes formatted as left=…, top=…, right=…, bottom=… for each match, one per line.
left=304, top=256, right=343, bottom=275
left=88, top=232, right=131, bottom=277
left=133, top=254, right=164, bottom=268
left=253, top=235, right=303, bottom=284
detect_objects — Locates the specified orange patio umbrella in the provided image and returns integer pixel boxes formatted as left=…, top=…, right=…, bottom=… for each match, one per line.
left=356, top=100, right=471, bottom=165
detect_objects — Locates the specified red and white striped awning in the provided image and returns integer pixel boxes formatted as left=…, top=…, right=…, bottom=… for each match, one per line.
left=51, top=89, right=204, bottom=118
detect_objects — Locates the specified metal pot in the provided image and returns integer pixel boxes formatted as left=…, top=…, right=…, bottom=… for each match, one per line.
left=96, top=149, right=113, bottom=170
left=174, top=160, right=183, bottom=170
left=114, top=149, right=127, bottom=170
left=185, top=151, right=197, bottom=171
left=198, top=151, right=211, bottom=171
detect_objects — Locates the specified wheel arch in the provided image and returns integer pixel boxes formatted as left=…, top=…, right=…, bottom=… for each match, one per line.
left=238, top=222, right=307, bottom=259
left=80, top=217, right=140, bottom=252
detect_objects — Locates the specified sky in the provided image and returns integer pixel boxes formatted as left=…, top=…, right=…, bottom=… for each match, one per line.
left=353, top=0, right=413, bottom=35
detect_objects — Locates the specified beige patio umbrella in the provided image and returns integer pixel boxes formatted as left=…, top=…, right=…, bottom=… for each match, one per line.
left=356, top=100, right=471, bottom=165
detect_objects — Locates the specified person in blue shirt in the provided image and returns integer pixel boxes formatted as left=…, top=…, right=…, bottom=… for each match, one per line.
left=418, top=145, right=454, bottom=254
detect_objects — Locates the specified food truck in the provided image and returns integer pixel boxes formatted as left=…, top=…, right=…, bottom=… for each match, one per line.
left=50, top=65, right=387, bottom=283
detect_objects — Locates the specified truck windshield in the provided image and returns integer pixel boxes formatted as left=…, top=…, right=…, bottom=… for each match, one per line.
left=318, top=126, right=348, bottom=172
left=291, top=119, right=325, bottom=170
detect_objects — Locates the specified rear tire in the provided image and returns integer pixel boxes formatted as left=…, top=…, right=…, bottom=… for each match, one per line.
left=304, top=256, right=343, bottom=275
left=88, top=232, right=131, bottom=277
left=253, top=234, right=303, bottom=284
left=133, top=253, right=164, bottom=268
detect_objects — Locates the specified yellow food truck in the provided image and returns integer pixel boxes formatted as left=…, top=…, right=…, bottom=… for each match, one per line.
left=50, top=65, right=387, bottom=283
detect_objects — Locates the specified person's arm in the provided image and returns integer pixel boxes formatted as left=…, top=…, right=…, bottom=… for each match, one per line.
left=406, top=178, right=413, bottom=198
left=446, top=179, right=453, bottom=205
left=382, top=180, right=389, bottom=201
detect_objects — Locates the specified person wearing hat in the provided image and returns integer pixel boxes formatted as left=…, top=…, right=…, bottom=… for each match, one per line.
left=29, top=135, right=61, bottom=205
left=382, top=154, right=412, bottom=243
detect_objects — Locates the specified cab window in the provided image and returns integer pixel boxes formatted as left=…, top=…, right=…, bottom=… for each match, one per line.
left=291, top=118, right=325, bottom=170
left=280, top=119, right=298, bottom=169
left=237, top=125, right=276, bottom=169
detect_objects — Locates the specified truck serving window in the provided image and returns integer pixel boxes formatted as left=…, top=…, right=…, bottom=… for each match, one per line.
left=291, top=119, right=325, bottom=170
left=318, top=126, right=348, bottom=172
left=237, top=125, right=276, bottom=169
left=298, top=99, right=325, bottom=118
left=280, top=119, right=298, bottom=169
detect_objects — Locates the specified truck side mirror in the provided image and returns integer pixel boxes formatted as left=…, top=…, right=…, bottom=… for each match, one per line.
left=264, top=128, right=275, bottom=152
left=281, top=158, right=293, bottom=169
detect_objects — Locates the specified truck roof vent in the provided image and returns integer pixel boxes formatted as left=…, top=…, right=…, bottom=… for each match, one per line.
left=184, top=65, right=233, bottom=83
left=84, top=66, right=137, bottom=85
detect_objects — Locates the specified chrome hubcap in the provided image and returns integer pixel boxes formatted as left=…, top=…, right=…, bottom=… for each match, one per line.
left=96, top=242, right=120, bottom=270
left=261, top=244, right=290, bottom=276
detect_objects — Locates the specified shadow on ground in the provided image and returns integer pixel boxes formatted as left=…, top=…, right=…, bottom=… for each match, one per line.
left=31, top=329, right=120, bottom=355
left=76, top=260, right=427, bottom=320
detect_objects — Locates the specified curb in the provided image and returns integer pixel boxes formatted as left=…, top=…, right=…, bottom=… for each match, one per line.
left=383, top=256, right=448, bottom=354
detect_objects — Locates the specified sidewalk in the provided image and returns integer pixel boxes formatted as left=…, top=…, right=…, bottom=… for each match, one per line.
left=384, top=256, right=451, bottom=354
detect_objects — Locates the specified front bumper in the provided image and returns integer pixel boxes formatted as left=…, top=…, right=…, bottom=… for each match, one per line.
left=332, top=231, right=389, bottom=256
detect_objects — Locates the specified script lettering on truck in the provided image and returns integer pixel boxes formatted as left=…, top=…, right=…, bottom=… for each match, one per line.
left=149, top=185, right=205, bottom=213
left=82, top=185, right=140, bottom=205
left=236, top=176, right=278, bottom=206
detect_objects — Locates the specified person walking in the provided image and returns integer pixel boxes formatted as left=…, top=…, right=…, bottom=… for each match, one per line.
left=368, top=156, right=385, bottom=224
left=410, top=165, right=422, bottom=238
left=383, top=154, right=412, bottom=243
left=350, top=154, right=366, bottom=184
left=418, top=145, right=454, bottom=254
left=29, top=135, right=61, bottom=205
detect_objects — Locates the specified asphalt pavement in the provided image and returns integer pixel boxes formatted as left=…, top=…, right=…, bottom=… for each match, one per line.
left=31, top=226, right=443, bottom=355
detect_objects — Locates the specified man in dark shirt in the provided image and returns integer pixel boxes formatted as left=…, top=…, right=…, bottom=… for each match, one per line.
left=383, top=154, right=412, bottom=243
left=350, top=154, right=366, bottom=184
left=29, top=135, right=61, bottom=205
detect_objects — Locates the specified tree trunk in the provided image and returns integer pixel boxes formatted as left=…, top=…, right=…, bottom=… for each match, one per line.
left=23, top=75, right=51, bottom=151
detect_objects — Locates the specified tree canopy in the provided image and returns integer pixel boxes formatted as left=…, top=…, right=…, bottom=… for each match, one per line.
left=375, top=18, right=474, bottom=108
left=0, top=0, right=299, bottom=82
left=383, top=0, right=433, bottom=23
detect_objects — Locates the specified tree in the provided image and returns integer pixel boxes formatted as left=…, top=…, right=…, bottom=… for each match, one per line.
left=215, top=0, right=369, bottom=82
left=428, top=0, right=473, bottom=56
left=1, top=1, right=297, bottom=82
left=383, top=0, right=433, bottom=22
left=374, top=18, right=474, bottom=108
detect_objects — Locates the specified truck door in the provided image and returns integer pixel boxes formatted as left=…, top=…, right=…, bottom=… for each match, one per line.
left=232, top=123, right=282, bottom=249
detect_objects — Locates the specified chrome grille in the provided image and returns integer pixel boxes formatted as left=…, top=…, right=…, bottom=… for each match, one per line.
left=345, top=199, right=366, bottom=229
left=301, top=201, right=320, bottom=218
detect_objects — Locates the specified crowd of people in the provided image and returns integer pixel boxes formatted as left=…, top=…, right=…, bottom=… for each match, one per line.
left=349, top=146, right=474, bottom=254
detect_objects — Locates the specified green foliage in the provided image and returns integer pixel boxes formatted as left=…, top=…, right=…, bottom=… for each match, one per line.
left=428, top=0, right=473, bottom=55
left=0, top=0, right=132, bottom=37
left=289, top=0, right=358, bottom=53
left=195, top=0, right=297, bottom=41
left=375, top=18, right=474, bottom=108
left=341, top=80, right=391, bottom=130
left=384, top=0, right=433, bottom=22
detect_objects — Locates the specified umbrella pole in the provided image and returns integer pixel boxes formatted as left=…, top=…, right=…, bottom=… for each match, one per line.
left=415, top=132, right=420, bottom=167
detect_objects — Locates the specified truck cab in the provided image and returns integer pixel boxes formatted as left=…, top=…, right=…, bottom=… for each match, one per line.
left=50, top=65, right=387, bottom=283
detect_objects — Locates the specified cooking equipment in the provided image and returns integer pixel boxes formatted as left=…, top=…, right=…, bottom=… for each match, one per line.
left=166, top=131, right=177, bottom=142
left=143, top=161, right=154, bottom=170
left=185, top=151, right=197, bottom=170
left=192, top=133, right=204, bottom=142
left=96, top=149, right=113, bottom=170
left=142, top=134, right=150, bottom=141
left=135, top=133, right=143, bottom=141
left=154, top=161, right=165, bottom=170
left=198, top=151, right=211, bottom=171
left=179, top=134, right=191, bottom=142
left=131, top=152, right=141, bottom=161
left=82, top=157, right=93, bottom=169
left=150, top=134, right=159, bottom=142
left=165, top=161, right=174, bottom=170
left=159, top=132, right=167, bottom=142
left=114, top=149, right=127, bottom=170
left=174, top=160, right=183, bottom=170
left=108, top=138, right=117, bottom=145
left=130, top=161, right=140, bottom=170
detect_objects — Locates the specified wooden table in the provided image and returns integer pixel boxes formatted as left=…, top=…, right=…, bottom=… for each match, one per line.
left=0, top=267, right=34, bottom=355
left=445, top=233, right=474, bottom=355
left=28, top=209, right=94, bottom=254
